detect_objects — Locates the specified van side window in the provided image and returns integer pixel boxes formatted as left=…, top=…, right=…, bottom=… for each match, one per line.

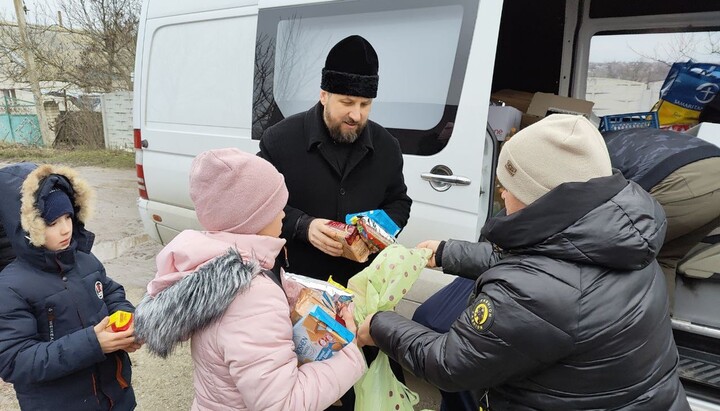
left=253, top=0, right=478, bottom=156
left=586, top=31, right=720, bottom=116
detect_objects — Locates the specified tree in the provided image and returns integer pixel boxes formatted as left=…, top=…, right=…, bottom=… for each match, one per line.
left=0, top=0, right=140, bottom=93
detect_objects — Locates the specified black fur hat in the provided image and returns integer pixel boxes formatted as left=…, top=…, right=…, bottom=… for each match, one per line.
left=321, top=35, right=379, bottom=98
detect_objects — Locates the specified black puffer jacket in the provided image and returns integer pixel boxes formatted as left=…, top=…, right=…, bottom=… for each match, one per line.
left=371, top=172, right=690, bottom=410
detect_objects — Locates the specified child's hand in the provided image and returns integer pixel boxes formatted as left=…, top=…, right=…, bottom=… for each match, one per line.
left=121, top=323, right=143, bottom=353
left=338, top=303, right=357, bottom=339
left=93, top=317, right=136, bottom=354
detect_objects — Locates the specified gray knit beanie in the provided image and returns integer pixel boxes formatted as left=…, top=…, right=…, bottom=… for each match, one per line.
left=496, top=114, right=612, bottom=205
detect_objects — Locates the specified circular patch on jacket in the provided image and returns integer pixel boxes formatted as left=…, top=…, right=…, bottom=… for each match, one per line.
left=470, top=294, right=495, bottom=332
left=95, top=281, right=103, bottom=299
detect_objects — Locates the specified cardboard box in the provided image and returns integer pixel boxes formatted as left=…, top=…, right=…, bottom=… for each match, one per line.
left=491, top=89, right=533, bottom=113
left=491, top=90, right=595, bottom=129
left=523, top=92, right=595, bottom=128
left=488, top=106, right=522, bottom=141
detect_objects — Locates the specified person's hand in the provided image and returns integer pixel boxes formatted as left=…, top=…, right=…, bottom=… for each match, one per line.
left=308, top=218, right=344, bottom=257
left=339, top=303, right=357, bottom=342
left=416, top=240, right=441, bottom=268
left=93, top=317, right=137, bottom=354
left=121, top=323, right=143, bottom=353
left=357, top=313, right=376, bottom=348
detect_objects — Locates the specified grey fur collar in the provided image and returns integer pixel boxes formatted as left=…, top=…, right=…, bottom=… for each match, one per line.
left=134, top=248, right=260, bottom=358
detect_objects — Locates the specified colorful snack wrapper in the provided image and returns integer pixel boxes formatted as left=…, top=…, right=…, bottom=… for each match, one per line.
left=292, top=305, right=354, bottom=364
left=325, top=221, right=371, bottom=262
left=287, top=273, right=353, bottom=324
left=345, top=209, right=400, bottom=237
left=355, top=216, right=396, bottom=251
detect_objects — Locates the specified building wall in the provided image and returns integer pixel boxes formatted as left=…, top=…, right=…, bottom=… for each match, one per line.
left=101, top=91, right=133, bottom=150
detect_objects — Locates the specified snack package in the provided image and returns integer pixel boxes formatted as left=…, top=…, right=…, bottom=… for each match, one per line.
left=107, top=310, right=133, bottom=332
left=292, top=305, right=354, bottom=364
left=345, top=209, right=400, bottom=237
left=286, top=273, right=353, bottom=324
left=355, top=216, right=396, bottom=251
left=324, top=221, right=371, bottom=262
left=292, top=287, right=337, bottom=324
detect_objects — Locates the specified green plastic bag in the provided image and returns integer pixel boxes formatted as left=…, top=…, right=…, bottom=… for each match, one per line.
left=348, top=244, right=432, bottom=411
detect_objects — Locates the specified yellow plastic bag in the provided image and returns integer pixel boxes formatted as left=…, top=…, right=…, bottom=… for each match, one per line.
left=348, top=244, right=432, bottom=411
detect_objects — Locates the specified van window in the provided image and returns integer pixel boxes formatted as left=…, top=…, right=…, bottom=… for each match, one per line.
left=253, top=0, right=479, bottom=155
left=145, top=15, right=256, bottom=131
left=586, top=31, right=720, bottom=116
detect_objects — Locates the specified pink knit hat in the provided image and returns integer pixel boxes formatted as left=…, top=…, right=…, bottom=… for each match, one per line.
left=189, top=148, right=288, bottom=234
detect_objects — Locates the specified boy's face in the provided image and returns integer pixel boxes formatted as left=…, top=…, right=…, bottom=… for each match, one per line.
left=45, top=214, right=73, bottom=251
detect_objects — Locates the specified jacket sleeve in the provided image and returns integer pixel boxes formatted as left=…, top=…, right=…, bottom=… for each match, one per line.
left=258, top=131, right=314, bottom=242
left=0, top=286, right=106, bottom=384
left=221, top=278, right=366, bottom=411
left=370, top=277, right=575, bottom=392
left=441, top=240, right=502, bottom=280
left=379, top=138, right=411, bottom=230
left=100, top=265, right=135, bottom=314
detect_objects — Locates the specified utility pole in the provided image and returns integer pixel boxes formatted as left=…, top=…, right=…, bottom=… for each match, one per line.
left=13, top=0, right=54, bottom=146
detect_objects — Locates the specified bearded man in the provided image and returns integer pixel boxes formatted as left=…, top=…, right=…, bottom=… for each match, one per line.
left=258, top=35, right=411, bottom=286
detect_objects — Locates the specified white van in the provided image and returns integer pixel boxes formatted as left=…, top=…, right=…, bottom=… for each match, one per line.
left=133, top=0, right=720, bottom=408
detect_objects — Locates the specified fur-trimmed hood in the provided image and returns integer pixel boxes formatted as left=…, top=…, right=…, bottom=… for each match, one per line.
left=20, top=164, right=94, bottom=247
left=0, top=163, right=95, bottom=271
left=135, top=230, right=286, bottom=358
left=135, top=248, right=262, bottom=358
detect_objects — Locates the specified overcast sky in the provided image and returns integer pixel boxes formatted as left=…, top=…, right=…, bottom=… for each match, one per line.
left=2, top=1, right=719, bottom=65
left=0, top=0, right=59, bottom=24
left=590, top=32, right=720, bottom=63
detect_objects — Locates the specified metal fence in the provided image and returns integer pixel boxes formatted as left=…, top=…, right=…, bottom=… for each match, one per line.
left=0, top=96, right=42, bottom=146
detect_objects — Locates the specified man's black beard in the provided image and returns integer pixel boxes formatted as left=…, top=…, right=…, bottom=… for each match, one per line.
left=328, top=124, right=363, bottom=144
left=324, top=109, right=364, bottom=144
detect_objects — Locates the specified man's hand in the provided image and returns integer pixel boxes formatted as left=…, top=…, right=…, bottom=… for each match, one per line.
left=93, top=317, right=137, bottom=354
left=357, top=313, right=376, bottom=348
left=416, top=240, right=441, bottom=268
left=308, top=218, right=344, bottom=257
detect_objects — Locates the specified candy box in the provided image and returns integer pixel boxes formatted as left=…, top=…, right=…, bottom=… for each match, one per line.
left=292, top=305, right=354, bottom=364
left=107, top=310, right=133, bottom=332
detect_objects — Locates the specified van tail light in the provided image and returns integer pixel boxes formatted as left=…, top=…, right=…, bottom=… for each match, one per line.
left=134, top=129, right=148, bottom=199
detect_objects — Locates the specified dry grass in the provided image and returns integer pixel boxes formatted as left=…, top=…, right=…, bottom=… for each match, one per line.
left=0, top=143, right=134, bottom=169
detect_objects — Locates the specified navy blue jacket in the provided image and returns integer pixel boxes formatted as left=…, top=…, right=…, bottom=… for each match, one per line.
left=0, top=163, right=135, bottom=410
left=603, top=128, right=720, bottom=190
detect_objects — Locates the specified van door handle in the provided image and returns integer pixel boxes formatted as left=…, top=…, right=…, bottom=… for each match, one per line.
left=420, top=173, right=471, bottom=186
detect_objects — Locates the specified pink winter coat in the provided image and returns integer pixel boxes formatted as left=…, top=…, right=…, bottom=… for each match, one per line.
left=134, top=230, right=366, bottom=411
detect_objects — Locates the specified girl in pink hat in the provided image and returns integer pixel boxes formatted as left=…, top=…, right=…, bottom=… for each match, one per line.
left=134, top=148, right=365, bottom=410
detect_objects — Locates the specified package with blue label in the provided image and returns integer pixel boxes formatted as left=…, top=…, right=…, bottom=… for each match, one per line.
left=292, top=305, right=355, bottom=364
left=286, top=273, right=354, bottom=363
left=346, top=210, right=398, bottom=252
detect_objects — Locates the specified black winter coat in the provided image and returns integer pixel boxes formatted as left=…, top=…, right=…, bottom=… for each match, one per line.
left=603, top=127, right=720, bottom=190
left=371, top=172, right=690, bottom=410
left=259, top=102, right=411, bottom=285
left=0, top=163, right=135, bottom=410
